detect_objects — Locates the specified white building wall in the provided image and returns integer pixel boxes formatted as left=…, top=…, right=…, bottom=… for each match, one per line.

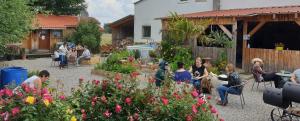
left=220, top=0, right=300, bottom=9
left=134, top=0, right=213, bottom=43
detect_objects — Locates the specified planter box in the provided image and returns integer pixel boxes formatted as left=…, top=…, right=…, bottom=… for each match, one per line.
left=91, top=69, right=131, bottom=79
left=81, top=55, right=101, bottom=65
left=275, top=47, right=284, bottom=51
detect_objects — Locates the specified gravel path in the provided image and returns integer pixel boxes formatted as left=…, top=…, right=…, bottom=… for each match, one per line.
left=1, top=58, right=277, bottom=121
left=1, top=58, right=104, bottom=95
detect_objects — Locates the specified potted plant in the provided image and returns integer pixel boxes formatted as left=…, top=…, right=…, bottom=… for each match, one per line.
left=275, top=42, right=284, bottom=51
left=20, top=48, right=26, bottom=60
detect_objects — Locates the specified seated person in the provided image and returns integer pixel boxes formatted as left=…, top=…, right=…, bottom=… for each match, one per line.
left=68, top=48, right=77, bottom=64
left=290, top=69, right=300, bottom=84
left=54, top=49, right=60, bottom=61
left=252, top=58, right=282, bottom=88
left=59, top=42, right=68, bottom=69
left=174, top=62, right=192, bottom=82
left=155, top=60, right=169, bottom=87
left=76, top=45, right=91, bottom=66
left=17, top=70, right=50, bottom=95
left=216, top=64, right=241, bottom=106
left=189, top=57, right=209, bottom=94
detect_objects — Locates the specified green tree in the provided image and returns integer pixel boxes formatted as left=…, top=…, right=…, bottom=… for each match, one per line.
left=28, top=0, right=86, bottom=15
left=103, top=23, right=112, bottom=33
left=0, top=0, right=34, bottom=54
left=71, top=20, right=102, bottom=53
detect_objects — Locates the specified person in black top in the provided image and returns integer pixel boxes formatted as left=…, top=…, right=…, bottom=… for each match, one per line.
left=217, top=64, right=242, bottom=106
left=189, top=57, right=208, bottom=94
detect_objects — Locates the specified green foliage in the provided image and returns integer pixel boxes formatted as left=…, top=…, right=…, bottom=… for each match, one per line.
left=0, top=0, right=34, bottom=55
left=28, top=70, right=39, bottom=77
left=165, top=12, right=210, bottom=45
left=103, top=23, right=112, bottom=33
left=28, top=0, right=86, bottom=15
left=214, top=51, right=228, bottom=72
left=133, top=50, right=141, bottom=59
left=199, top=31, right=233, bottom=48
left=169, top=47, right=194, bottom=71
left=95, top=51, right=137, bottom=74
left=70, top=20, right=102, bottom=53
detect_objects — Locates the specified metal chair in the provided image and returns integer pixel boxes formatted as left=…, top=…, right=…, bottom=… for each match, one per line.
left=251, top=70, right=273, bottom=91
left=225, top=80, right=248, bottom=109
left=51, top=55, right=60, bottom=67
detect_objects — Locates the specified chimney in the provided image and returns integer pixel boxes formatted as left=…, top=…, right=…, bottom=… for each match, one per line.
left=213, top=0, right=220, bottom=10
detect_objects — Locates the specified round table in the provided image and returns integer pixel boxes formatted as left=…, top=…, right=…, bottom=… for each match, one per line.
left=276, top=72, right=292, bottom=82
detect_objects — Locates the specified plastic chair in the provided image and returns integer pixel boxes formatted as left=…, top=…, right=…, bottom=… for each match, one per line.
left=225, top=80, right=248, bottom=109
left=251, top=70, right=273, bottom=91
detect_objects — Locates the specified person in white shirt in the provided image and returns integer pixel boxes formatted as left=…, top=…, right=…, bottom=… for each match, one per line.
left=76, top=45, right=91, bottom=66
left=54, top=49, right=60, bottom=61
left=17, top=70, right=50, bottom=94
left=58, top=42, right=68, bottom=69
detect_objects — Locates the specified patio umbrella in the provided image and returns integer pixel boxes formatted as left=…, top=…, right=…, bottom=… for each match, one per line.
left=251, top=58, right=263, bottom=64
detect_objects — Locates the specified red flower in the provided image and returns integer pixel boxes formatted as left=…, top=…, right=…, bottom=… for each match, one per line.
left=16, top=92, right=23, bottom=98
left=220, top=118, right=225, bottom=121
left=116, top=83, right=122, bottom=90
left=130, top=71, right=140, bottom=78
left=81, top=109, right=85, bottom=113
left=115, top=104, right=122, bottom=113
left=186, top=115, right=193, bottom=121
left=41, top=88, right=49, bottom=95
left=202, top=107, right=207, bottom=112
left=0, top=90, right=5, bottom=97
left=94, top=80, right=100, bottom=86
left=114, top=73, right=122, bottom=81
left=192, top=105, right=198, bottom=114
left=103, top=110, right=112, bottom=118
left=11, top=107, right=20, bottom=116
left=197, top=98, right=205, bottom=106
left=161, top=97, right=169, bottom=105
left=128, top=56, right=134, bottom=63
left=92, top=96, right=98, bottom=102
left=210, top=107, right=217, bottom=114
left=177, top=81, right=182, bottom=85
left=133, top=113, right=139, bottom=120
left=191, top=90, right=198, bottom=98
left=148, top=77, right=155, bottom=83
left=207, top=95, right=212, bottom=100
left=82, top=113, right=87, bottom=120
left=59, top=95, right=66, bottom=100
left=100, top=96, right=107, bottom=104
left=43, top=94, right=53, bottom=103
left=125, top=97, right=132, bottom=105
left=92, top=101, right=95, bottom=106
left=4, top=89, right=13, bottom=97
left=21, top=84, right=31, bottom=93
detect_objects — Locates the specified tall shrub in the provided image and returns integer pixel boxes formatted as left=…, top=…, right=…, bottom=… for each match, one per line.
left=70, top=20, right=102, bottom=53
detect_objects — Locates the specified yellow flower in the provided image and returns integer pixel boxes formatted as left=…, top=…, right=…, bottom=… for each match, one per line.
left=66, top=109, right=73, bottom=114
left=25, top=96, right=35, bottom=104
left=43, top=99, right=50, bottom=107
left=70, top=116, right=77, bottom=121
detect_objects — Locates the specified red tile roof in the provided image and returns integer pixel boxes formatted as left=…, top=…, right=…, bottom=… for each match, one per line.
left=180, top=5, right=300, bottom=19
left=34, top=14, right=79, bottom=29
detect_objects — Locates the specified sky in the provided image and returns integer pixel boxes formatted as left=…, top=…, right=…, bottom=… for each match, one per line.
left=86, top=0, right=139, bottom=26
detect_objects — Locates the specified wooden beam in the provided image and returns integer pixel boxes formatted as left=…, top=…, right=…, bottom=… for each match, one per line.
left=232, top=22, right=238, bottom=66
left=249, top=21, right=266, bottom=36
left=295, top=20, right=300, bottom=26
left=218, top=25, right=233, bottom=39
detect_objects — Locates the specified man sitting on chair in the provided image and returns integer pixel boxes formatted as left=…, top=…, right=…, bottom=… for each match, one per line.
left=76, top=45, right=91, bottom=66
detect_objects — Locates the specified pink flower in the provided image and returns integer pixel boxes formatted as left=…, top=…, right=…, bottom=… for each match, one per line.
left=16, top=92, right=23, bottom=98
left=114, top=73, right=122, bottom=81
left=202, top=107, right=207, bottom=112
left=1, top=111, right=9, bottom=121
left=116, top=83, right=122, bottom=90
left=100, top=96, right=107, bottom=104
left=41, top=88, right=49, bottom=95
left=115, top=104, right=122, bottom=113
left=211, top=107, right=217, bottom=114
left=148, top=77, right=155, bottom=83
left=82, top=113, right=87, bottom=120
left=43, top=94, right=53, bottom=103
left=161, top=97, right=169, bottom=105
left=59, top=95, right=66, bottom=100
left=133, top=113, right=139, bottom=120
left=81, top=109, right=85, bottom=113
left=21, top=84, right=31, bottom=93
left=191, top=90, right=198, bottom=98
left=103, top=110, right=112, bottom=118
left=92, top=96, right=98, bottom=102
left=177, top=81, right=182, bottom=85
left=125, top=97, right=132, bottom=105
left=192, top=105, right=198, bottom=114
left=220, top=118, right=225, bottom=121
left=92, top=101, right=95, bottom=107
left=207, top=95, right=212, bottom=100
left=4, top=89, right=13, bottom=97
left=186, top=115, right=193, bottom=121
left=94, top=80, right=100, bottom=86
left=11, top=107, right=20, bottom=116
left=197, top=98, right=205, bottom=106
left=0, top=90, right=5, bottom=97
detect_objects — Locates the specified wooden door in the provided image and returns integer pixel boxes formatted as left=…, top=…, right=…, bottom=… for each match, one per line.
left=39, top=30, right=50, bottom=49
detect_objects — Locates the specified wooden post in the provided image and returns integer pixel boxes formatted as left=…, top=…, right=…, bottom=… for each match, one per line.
left=232, top=22, right=238, bottom=66
left=242, top=21, right=248, bottom=71
left=249, top=21, right=266, bottom=36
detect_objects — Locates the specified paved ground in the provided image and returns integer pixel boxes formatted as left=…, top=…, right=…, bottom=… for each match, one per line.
left=0, top=58, right=281, bottom=121
left=1, top=58, right=104, bottom=95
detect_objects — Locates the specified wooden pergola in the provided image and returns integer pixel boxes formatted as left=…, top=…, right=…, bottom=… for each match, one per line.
left=161, top=6, right=300, bottom=72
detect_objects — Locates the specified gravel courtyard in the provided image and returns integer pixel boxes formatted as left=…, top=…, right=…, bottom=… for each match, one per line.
left=1, top=58, right=277, bottom=121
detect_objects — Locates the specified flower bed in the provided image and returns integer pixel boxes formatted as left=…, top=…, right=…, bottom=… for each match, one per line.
left=0, top=73, right=222, bottom=121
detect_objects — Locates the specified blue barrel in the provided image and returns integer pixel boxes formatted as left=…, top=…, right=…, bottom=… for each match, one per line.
left=1, top=67, right=28, bottom=88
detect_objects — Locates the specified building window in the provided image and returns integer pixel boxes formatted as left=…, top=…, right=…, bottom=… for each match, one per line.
left=52, top=30, right=63, bottom=38
left=142, top=26, right=151, bottom=38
